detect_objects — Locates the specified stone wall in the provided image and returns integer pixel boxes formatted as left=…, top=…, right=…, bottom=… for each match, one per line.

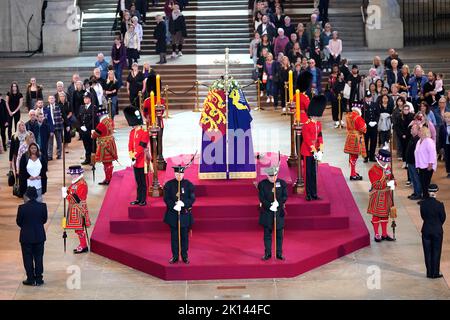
left=0, top=0, right=44, bottom=52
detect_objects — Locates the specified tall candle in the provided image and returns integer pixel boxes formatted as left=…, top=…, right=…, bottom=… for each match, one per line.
left=295, top=89, right=300, bottom=123
left=156, top=74, right=161, bottom=105
left=288, top=70, right=293, bottom=102
left=150, top=91, right=156, bottom=126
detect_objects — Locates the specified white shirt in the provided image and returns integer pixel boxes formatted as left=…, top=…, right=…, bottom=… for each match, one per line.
left=93, top=84, right=103, bottom=106
left=27, top=158, right=42, bottom=190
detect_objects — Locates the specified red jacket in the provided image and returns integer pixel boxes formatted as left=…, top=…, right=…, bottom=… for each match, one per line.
left=128, top=127, right=150, bottom=168
left=301, top=119, right=323, bottom=157
left=291, top=92, right=310, bottom=123
left=143, top=97, right=165, bottom=128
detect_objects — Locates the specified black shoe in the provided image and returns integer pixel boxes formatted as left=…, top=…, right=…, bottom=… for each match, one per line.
left=432, top=274, right=443, bottom=279
left=130, top=200, right=140, bottom=205
left=363, top=158, right=368, bottom=163
left=410, top=195, right=422, bottom=200
left=48, top=158, right=53, bottom=161
left=261, top=254, right=271, bottom=261
left=182, top=257, right=189, bottom=264
left=305, top=195, right=312, bottom=201
left=73, top=247, right=89, bottom=254
left=382, top=235, right=396, bottom=241
left=22, top=280, right=35, bottom=286
left=350, top=175, right=361, bottom=181
left=447, top=173, right=450, bottom=179
left=35, top=280, right=44, bottom=286
left=57, top=156, right=61, bottom=159
left=98, top=181, right=110, bottom=185
left=276, top=254, right=285, bottom=260
left=81, top=160, right=90, bottom=165
left=407, top=193, right=416, bottom=199
left=369, top=158, right=377, bottom=162
left=312, top=195, right=321, bottom=200
left=374, top=236, right=382, bottom=243
left=169, top=257, right=179, bottom=264
left=138, top=201, right=147, bottom=206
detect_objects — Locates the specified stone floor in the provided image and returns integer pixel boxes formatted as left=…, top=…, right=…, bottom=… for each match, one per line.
left=0, top=108, right=449, bottom=300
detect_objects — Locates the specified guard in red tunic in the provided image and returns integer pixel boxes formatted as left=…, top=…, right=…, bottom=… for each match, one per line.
left=62, top=165, right=90, bottom=254
left=368, top=149, right=396, bottom=242
left=301, top=95, right=326, bottom=201
left=290, top=71, right=312, bottom=122
left=143, top=73, right=167, bottom=170
left=91, top=105, right=118, bottom=185
left=344, top=103, right=367, bottom=180
left=124, top=106, right=150, bottom=206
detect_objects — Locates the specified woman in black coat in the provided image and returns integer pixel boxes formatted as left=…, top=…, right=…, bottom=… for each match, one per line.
left=154, top=15, right=167, bottom=64
left=0, top=93, right=9, bottom=151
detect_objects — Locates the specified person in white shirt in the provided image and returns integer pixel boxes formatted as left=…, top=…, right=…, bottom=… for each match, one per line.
left=19, top=142, right=47, bottom=202
left=131, top=16, right=143, bottom=42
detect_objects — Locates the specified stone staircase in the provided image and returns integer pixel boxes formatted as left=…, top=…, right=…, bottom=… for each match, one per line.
left=328, top=0, right=365, bottom=50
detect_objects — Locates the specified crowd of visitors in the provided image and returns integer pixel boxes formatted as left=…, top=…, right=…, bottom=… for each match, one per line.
left=115, top=0, right=188, bottom=66
left=251, top=0, right=337, bottom=109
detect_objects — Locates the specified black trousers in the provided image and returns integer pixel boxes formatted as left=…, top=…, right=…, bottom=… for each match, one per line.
left=21, top=242, right=44, bottom=282
left=365, top=126, right=378, bottom=160
left=0, top=123, right=7, bottom=149
left=319, top=0, right=329, bottom=24
left=445, top=144, right=450, bottom=174
left=81, top=132, right=93, bottom=162
left=133, top=167, right=147, bottom=202
left=379, top=130, right=390, bottom=147
left=170, top=226, right=189, bottom=259
left=264, top=227, right=283, bottom=256
left=273, top=81, right=286, bottom=109
left=330, top=94, right=344, bottom=122
left=305, top=156, right=317, bottom=198
left=422, top=233, right=443, bottom=277
left=419, top=168, right=433, bottom=198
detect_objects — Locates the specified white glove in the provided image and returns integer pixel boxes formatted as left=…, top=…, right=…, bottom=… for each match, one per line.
left=314, top=151, right=324, bottom=161
left=61, top=187, right=67, bottom=199
left=369, top=121, right=377, bottom=127
left=387, top=180, right=396, bottom=190
left=176, top=200, right=185, bottom=207
left=272, top=200, right=279, bottom=208
left=173, top=204, right=182, bottom=212
left=80, top=125, right=87, bottom=132
left=269, top=204, right=278, bottom=212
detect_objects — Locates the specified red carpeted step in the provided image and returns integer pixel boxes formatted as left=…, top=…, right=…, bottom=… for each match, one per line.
left=91, top=156, right=370, bottom=281
left=127, top=195, right=332, bottom=219
left=110, top=214, right=349, bottom=234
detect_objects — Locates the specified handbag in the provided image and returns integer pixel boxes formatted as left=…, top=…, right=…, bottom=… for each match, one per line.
left=343, top=83, right=351, bottom=99
left=13, top=180, right=21, bottom=198
left=7, top=170, right=15, bottom=186
left=262, top=72, right=268, bottom=84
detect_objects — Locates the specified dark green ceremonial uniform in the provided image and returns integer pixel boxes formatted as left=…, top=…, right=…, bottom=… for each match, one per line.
left=163, top=178, right=195, bottom=260
left=258, top=178, right=288, bottom=257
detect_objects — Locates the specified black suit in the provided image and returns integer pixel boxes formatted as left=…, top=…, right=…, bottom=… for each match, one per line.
left=420, top=197, right=446, bottom=277
left=163, top=179, right=195, bottom=259
left=258, top=178, right=288, bottom=256
left=257, top=23, right=277, bottom=42
left=16, top=200, right=48, bottom=282
left=78, top=103, right=98, bottom=163
left=362, top=101, right=380, bottom=160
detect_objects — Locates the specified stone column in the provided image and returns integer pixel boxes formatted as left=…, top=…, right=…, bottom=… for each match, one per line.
left=365, top=0, right=404, bottom=49
left=43, top=0, right=80, bottom=55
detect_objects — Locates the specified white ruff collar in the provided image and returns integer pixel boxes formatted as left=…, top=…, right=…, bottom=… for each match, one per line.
left=376, top=159, right=388, bottom=169
left=72, top=174, right=84, bottom=184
